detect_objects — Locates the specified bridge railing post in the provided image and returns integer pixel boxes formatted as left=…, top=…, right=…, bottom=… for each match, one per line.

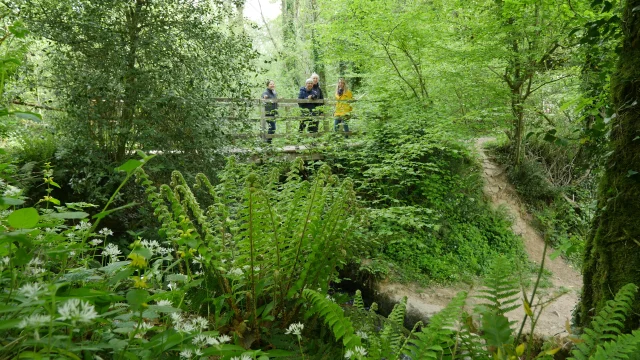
left=259, top=103, right=266, bottom=141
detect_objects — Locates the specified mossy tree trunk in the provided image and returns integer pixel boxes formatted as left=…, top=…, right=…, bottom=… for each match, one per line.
left=580, top=0, right=640, bottom=332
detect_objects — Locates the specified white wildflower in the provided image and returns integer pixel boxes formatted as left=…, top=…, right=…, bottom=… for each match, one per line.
left=18, top=314, right=51, bottom=329
left=1, top=257, right=9, bottom=266
left=156, top=299, right=172, bottom=307
left=139, top=321, right=154, bottom=331
left=192, top=316, right=208, bottom=332
left=3, top=185, right=21, bottom=197
left=103, top=243, right=121, bottom=263
left=326, top=295, right=336, bottom=303
left=345, top=349, right=354, bottom=359
left=27, top=258, right=43, bottom=267
left=170, top=312, right=182, bottom=323
left=356, top=330, right=368, bottom=339
left=228, top=268, right=243, bottom=277
left=192, top=254, right=204, bottom=265
left=206, top=336, right=220, bottom=346
left=175, top=321, right=195, bottom=334
left=68, top=251, right=76, bottom=257
left=98, top=228, right=113, bottom=236
left=167, top=282, right=178, bottom=291
left=89, top=239, right=103, bottom=246
left=192, top=334, right=208, bottom=346
left=285, top=322, right=304, bottom=336
left=179, top=349, right=193, bottom=359
left=19, top=282, right=45, bottom=300
left=194, top=349, right=203, bottom=356
left=230, top=356, right=252, bottom=360
left=45, top=227, right=57, bottom=234
left=66, top=233, right=77, bottom=240
left=217, top=334, right=232, bottom=344
left=74, top=221, right=92, bottom=231
left=354, top=346, right=367, bottom=357
left=57, top=299, right=98, bottom=324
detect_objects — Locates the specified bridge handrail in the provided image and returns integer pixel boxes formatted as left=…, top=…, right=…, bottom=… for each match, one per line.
left=214, top=98, right=357, bottom=104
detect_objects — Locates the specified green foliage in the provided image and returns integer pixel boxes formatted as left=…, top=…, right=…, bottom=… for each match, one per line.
left=570, top=283, right=639, bottom=360
left=476, top=256, right=521, bottom=316
left=137, top=158, right=363, bottom=346
left=303, top=288, right=362, bottom=349
left=588, top=331, right=640, bottom=360
left=325, top=116, right=524, bottom=282
left=18, top=0, right=256, bottom=185
left=406, top=291, right=468, bottom=359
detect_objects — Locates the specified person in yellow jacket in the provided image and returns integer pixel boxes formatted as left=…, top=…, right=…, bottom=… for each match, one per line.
left=334, top=78, right=353, bottom=135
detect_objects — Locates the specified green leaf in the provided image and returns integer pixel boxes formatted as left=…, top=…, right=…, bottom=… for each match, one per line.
left=116, top=160, right=142, bottom=174
left=46, top=211, right=90, bottom=220
left=108, top=267, right=134, bottom=285
left=481, top=312, right=512, bottom=347
left=0, top=197, right=25, bottom=206
left=11, top=111, right=42, bottom=122
left=13, top=247, right=31, bottom=266
left=7, top=208, right=39, bottom=229
left=126, top=289, right=149, bottom=310
left=0, top=319, right=21, bottom=330
left=8, top=20, right=29, bottom=38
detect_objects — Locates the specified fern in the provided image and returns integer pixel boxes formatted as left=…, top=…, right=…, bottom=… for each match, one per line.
left=353, top=290, right=365, bottom=311
left=589, top=330, right=640, bottom=360
left=302, top=289, right=361, bottom=349
left=405, top=291, right=468, bottom=359
left=569, top=283, right=639, bottom=360
left=379, top=296, right=408, bottom=356
left=476, top=256, right=520, bottom=316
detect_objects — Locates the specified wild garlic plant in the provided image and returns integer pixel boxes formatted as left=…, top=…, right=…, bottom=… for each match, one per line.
left=135, top=157, right=364, bottom=347
left=0, top=155, right=279, bottom=359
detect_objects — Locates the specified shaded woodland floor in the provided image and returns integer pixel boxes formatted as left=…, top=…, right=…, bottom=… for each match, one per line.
left=375, top=137, right=581, bottom=336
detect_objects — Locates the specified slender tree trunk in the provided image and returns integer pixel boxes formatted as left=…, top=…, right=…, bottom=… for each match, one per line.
left=580, top=0, right=640, bottom=332
left=119, top=0, right=144, bottom=162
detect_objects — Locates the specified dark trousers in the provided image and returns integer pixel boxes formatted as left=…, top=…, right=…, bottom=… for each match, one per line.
left=265, top=116, right=276, bottom=143
left=334, top=116, right=350, bottom=133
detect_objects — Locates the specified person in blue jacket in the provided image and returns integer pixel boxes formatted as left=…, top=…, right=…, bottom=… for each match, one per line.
left=261, top=80, right=278, bottom=143
left=298, top=78, right=320, bottom=133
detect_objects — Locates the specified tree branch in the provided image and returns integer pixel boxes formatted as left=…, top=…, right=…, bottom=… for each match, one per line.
left=528, top=74, right=574, bottom=95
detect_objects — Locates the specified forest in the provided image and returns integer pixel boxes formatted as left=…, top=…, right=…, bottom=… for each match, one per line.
left=0, top=0, right=639, bottom=358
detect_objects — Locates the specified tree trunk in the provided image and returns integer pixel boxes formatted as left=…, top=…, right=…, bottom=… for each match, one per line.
left=580, top=0, right=640, bottom=332
left=119, top=0, right=144, bottom=162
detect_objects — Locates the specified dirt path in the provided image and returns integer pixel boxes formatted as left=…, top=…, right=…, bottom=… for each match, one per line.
left=376, top=137, right=581, bottom=336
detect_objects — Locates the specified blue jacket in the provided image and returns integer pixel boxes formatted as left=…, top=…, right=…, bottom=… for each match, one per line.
left=261, top=88, right=278, bottom=116
left=298, top=87, right=320, bottom=113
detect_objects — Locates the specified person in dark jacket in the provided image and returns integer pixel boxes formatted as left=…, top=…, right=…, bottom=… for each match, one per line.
left=311, top=73, right=324, bottom=100
left=298, top=78, right=320, bottom=133
left=261, top=80, right=278, bottom=143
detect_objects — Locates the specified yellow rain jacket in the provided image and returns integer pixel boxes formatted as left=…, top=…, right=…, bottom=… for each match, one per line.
left=334, top=90, right=353, bottom=117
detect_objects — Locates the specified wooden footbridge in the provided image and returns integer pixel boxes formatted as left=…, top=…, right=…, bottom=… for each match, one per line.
left=216, top=97, right=361, bottom=161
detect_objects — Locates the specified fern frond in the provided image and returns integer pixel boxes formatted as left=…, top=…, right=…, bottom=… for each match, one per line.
left=303, top=289, right=361, bottom=349
left=353, top=290, right=365, bottom=311
left=459, top=313, right=490, bottom=360
left=405, top=291, right=468, bottom=359
left=379, top=296, right=408, bottom=356
left=476, top=256, right=520, bottom=316
left=589, top=330, right=640, bottom=360
left=570, top=283, right=639, bottom=360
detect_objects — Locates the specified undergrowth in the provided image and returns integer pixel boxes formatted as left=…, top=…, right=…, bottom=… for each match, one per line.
left=323, top=114, right=526, bottom=283
left=488, top=137, right=597, bottom=267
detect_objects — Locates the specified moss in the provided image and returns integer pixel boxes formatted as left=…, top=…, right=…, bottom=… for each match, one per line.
left=580, top=0, right=640, bottom=332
